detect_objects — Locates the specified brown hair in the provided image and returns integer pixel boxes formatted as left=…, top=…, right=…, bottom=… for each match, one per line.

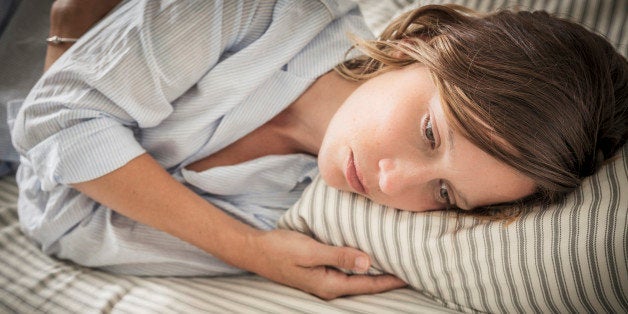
left=337, top=4, right=628, bottom=212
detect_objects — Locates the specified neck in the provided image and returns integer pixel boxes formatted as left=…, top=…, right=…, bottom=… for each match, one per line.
left=270, top=70, right=361, bottom=156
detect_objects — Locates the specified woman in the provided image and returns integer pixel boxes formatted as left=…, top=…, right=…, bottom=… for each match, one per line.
left=11, top=0, right=627, bottom=300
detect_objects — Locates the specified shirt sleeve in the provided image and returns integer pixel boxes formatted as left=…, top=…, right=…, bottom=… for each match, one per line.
left=11, top=0, right=268, bottom=189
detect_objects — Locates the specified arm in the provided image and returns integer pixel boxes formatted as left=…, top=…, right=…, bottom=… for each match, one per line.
left=74, top=154, right=405, bottom=299
left=71, top=154, right=255, bottom=268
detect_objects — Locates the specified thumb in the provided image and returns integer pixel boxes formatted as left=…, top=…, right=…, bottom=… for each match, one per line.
left=305, top=243, right=371, bottom=273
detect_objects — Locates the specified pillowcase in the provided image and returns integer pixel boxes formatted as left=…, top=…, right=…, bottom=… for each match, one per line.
left=280, top=1, right=627, bottom=312
left=357, top=0, right=627, bottom=57
left=279, top=144, right=627, bottom=313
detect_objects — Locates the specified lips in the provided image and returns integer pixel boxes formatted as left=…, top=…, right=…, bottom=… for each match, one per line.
left=346, top=150, right=367, bottom=194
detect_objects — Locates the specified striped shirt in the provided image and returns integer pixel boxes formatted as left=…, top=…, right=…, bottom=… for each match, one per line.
left=10, top=0, right=373, bottom=275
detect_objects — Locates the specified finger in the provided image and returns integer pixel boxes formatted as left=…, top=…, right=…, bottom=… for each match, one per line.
left=313, top=271, right=408, bottom=300
left=338, top=274, right=408, bottom=296
left=301, top=243, right=371, bottom=272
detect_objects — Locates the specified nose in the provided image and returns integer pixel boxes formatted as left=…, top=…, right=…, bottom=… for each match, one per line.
left=378, top=158, right=432, bottom=196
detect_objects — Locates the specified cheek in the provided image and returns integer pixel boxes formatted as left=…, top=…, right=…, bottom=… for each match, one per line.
left=317, top=136, right=348, bottom=191
left=316, top=152, right=336, bottom=187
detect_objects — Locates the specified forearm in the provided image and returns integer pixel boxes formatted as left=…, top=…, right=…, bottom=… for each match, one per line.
left=71, top=153, right=261, bottom=270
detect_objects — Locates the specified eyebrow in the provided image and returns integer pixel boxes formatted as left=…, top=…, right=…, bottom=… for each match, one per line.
left=446, top=126, right=472, bottom=210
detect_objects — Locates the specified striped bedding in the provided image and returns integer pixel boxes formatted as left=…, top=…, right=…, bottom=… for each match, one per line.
left=0, top=175, right=457, bottom=313
left=1, top=0, right=626, bottom=313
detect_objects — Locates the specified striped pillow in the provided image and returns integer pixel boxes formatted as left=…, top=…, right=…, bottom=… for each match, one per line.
left=279, top=141, right=627, bottom=312
left=359, top=0, right=627, bottom=57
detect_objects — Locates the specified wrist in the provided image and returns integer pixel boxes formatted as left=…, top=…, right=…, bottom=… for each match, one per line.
left=185, top=206, right=266, bottom=272
left=229, top=227, right=266, bottom=271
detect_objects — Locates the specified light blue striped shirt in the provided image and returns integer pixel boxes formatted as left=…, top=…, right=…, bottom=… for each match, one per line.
left=10, top=0, right=373, bottom=275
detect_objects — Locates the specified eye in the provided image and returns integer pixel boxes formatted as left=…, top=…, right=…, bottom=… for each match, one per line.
left=438, top=180, right=452, bottom=209
left=422, top=114, right=436, bottom=149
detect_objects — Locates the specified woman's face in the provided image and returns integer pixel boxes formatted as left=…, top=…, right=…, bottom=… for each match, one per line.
left=318, top=65, right=536, bottom=212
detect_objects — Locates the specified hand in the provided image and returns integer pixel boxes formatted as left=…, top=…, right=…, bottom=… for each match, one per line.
left=246, top=229, right=407, bottom=300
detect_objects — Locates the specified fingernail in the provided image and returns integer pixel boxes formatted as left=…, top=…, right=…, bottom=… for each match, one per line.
left=354, top=257, right=369, bottom=271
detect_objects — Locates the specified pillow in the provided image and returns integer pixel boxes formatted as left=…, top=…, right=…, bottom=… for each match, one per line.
left=279, top=145, right=627, bottom=313
left=357, top=0, right=627, bottom=57
left=279, top=1, right=627, bottom=312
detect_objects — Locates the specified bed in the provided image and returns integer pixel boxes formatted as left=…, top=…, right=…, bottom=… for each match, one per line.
left=1, top=0, right=626, bottom=313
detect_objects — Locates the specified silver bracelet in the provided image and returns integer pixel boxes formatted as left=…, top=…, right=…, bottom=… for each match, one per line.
left=46, top=35, right=79, bottom=45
